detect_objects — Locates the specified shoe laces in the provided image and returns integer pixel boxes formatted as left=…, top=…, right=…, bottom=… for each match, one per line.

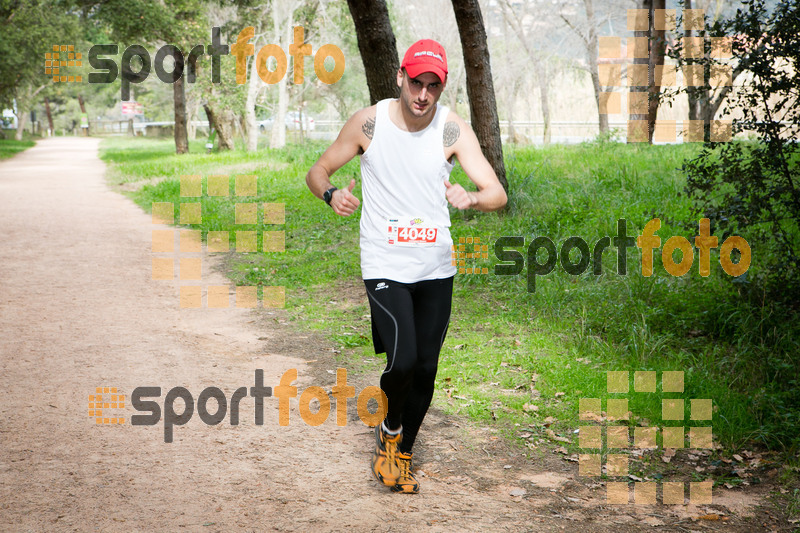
left=397, top=453, right=412, bottom=480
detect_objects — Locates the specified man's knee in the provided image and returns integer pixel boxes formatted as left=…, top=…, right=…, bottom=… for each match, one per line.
left=385, top=355, right=418, bottom=383
left=415, top=360, right=438, bottom=384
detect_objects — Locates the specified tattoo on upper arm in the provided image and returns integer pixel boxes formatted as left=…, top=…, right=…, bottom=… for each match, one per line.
left=362, top=117, right=375, bottom=140
left=443, top=121, right=460, bottom=147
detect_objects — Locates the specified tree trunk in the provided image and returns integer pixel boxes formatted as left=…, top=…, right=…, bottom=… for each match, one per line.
left=15, top=84, right=47, bottom=140
left=77, top=94, right=90, bottom=136
left=245, top=49, right=262, bottom=152
left=15, top=113, right=28, bottom=141
left=203, top=104, right=235, bottom=150
left=584, top=0, right=609, bottom=135
left=533, top=59, right=552, bottom=144
left=628, top=0, right=651, bottom=142
left=187, top=102, right=198, bottom=140
left=506, top=80, right=516, bottom=143
left=44, top=97, right=54, bottom=136
left=451, top=0, right=508, bottom=193
left=646, top=0, right=667, bottom=143
left=684, top=0, right=705, bottom=123
left=173, top=51, right=189, bottom=154
left=271, top=9, right=291, bottom=149
left=345, top=0, right=400, bottom=104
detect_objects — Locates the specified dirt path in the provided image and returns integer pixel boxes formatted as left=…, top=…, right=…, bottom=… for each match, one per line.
left=0, top=138, right=786, bottom=532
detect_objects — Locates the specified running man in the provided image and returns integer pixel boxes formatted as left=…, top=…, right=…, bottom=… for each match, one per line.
left=306, top=39, right=507, bottom=493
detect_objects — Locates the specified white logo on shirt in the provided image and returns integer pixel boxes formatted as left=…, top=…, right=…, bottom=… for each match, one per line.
left=375, top=282, right=388, bottom=291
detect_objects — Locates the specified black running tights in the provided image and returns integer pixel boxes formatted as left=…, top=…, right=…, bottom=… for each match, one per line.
left=363, top=276, right=453, bottom=454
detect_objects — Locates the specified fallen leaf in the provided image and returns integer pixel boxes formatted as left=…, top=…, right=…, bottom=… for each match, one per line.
left=546, top=429, right=571, bottom=443
left=555, top=392, right=566, bottom=398
left=733, top=454, right=744, bottom=462
left=698, top=514, right=721, bottom=521
left=523, top=403, right=539, bottom=413
left=509, top=488, right=526, bottom=497
left=555, top=446, right=568, bottom=454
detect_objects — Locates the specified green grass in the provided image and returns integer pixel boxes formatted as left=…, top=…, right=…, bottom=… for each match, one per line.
left=0, top=137, right=35, bottom=159
left=101, top=136, right=800, bottom=458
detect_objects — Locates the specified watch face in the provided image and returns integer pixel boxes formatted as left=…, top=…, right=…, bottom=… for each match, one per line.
left=324, top=187, right=336, bottom=205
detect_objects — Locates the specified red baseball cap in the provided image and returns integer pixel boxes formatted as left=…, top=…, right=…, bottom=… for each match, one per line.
left=401, top=39, right=448, bottom=83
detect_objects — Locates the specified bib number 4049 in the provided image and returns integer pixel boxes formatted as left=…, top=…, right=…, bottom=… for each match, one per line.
left=398, top=226, right=437, bottom=244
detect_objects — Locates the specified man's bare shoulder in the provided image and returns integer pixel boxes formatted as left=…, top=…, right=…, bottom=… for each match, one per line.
left=347, top=106, right=377, bottom=140
left=333, top=106, right=377, bottom=155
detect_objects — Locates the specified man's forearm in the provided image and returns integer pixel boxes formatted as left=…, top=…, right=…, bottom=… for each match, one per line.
left=470, top=184, right=507, bottom=212
left=306, top=164, right=334, bottom=200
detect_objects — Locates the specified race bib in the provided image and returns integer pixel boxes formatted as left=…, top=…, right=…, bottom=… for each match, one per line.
left=387, top=217, right=438, bottom=247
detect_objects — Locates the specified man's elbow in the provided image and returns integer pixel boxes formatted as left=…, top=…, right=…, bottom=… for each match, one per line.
left=498, top=188, right=508, bottom=209
left=488, top=185, right=507, bottom=212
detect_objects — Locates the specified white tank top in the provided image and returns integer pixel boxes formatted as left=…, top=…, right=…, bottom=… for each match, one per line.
left=359, top=99, right=457, bottom=282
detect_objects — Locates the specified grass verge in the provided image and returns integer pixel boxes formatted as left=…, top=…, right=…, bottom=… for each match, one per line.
left=100, top=136, right=800, bottom=478
left=0, top=137, right=35, bottom=159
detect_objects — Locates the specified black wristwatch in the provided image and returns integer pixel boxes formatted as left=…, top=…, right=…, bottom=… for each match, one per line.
left=323, top=186, right=338, bottom=206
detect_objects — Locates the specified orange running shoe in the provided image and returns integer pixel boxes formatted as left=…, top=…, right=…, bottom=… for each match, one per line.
left=392, top=452, right=419, bottom=494
left=371, top=424, right=401, bottom=486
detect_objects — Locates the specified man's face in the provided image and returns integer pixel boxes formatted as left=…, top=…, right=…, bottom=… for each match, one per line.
left=396, top=69, right=445, bottom=118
